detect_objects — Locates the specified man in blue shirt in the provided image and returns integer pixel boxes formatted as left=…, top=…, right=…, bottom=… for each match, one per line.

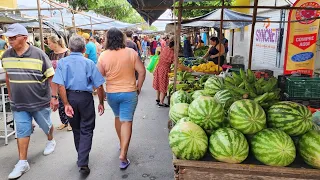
left=52, top=35, right=105, bottom=174
left=82, top=33, right=97, bottom=64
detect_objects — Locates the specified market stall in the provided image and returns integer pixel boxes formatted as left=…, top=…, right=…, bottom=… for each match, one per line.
left=131, top=0, right=320, bottom=179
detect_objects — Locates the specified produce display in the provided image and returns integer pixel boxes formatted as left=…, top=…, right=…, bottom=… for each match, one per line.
left=229, top=100, right=266, bottom=135
left=298, top=130, right=320, bottom=169
left=209, top=128, right=249, bottom=164
left=169, top=103, right=189, bottom=124
left=224, top=69, right=280, bottom=109
left=194, top=46, right=209, bottom=57
left=268, top=101, right=313, bottom=136
left=251, top=128, right=296, bottom=167
left=169, top=121, right=208, bottom=160
left=168, top=68, right=320, bottom=170
left=191, top=61, right=223, bottom=73
left=188, top=96, right=224, bottom=132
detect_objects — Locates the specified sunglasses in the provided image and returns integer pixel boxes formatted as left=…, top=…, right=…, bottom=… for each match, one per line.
left=8, top=35, right=27, bottom=41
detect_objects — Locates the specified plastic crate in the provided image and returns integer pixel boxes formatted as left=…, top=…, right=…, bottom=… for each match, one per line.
left=253, top=69, right=274, bottom=79
left=285, top=77, right=320, bottom=99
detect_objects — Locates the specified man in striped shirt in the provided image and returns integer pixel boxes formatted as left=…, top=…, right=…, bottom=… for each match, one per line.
left=1, top=23, right=59, bottom=180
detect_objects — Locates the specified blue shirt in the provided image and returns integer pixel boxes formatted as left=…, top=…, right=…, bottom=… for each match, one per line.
left=85, top=42, right=97, bottom=63
left=0, top=39, right=6, bottom=50
left=52, top=52, right=105, bottom=92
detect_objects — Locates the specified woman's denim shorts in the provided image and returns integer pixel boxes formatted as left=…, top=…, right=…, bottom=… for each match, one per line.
left=106, top=91, right=138, bottom=121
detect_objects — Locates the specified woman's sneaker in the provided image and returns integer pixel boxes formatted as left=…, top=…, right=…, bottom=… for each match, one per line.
left=8, top=161, right=30, bottom=179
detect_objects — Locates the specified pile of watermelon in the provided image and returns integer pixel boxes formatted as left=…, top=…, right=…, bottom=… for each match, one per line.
left=168, top=76, right=320, bottom=169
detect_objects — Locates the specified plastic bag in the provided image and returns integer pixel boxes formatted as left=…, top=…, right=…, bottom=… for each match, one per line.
left=147, top=55, right=159, bottom=73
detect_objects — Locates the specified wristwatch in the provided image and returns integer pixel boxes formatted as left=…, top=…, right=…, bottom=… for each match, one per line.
left=51, top=95, right=58, bottom=99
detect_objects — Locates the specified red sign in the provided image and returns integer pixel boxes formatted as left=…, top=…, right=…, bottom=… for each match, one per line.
left=296, top=2, right=320, bottom=24
left=292, top=33, right=317, bottom=50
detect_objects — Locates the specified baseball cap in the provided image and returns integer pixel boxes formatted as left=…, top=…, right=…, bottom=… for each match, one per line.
left=82, top=33, right=90, bottom=40
left=2, top=23, right=28, bottom=37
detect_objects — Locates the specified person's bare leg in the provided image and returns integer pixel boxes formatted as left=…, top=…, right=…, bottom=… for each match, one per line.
left=47, top=126, right=54, bottom=141
left=119, top=122, right=132, bottom=162
left=160, top=92, right=166, bottom=104
left=17, top=137, right=30, bottom=160
left=115, top=117, right=121, bottom=141
left=156, top=91, right=160, bottom=101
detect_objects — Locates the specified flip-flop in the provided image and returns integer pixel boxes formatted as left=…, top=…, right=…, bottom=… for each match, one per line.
left=119, top=159, right=130, bottom=169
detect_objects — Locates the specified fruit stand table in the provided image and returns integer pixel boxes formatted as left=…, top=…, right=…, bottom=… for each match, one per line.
left=0, top=83, right=15, bottom=145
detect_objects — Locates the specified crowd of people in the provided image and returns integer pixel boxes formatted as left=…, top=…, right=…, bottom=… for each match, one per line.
left=0, top=23, right=146, bottom=179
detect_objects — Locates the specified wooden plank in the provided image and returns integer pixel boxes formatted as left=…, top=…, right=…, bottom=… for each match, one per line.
left=173, top=159, right=320, bottom=180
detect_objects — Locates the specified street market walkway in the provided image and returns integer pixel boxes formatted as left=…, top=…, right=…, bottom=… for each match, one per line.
left=0, top=72, right=174, bottom=180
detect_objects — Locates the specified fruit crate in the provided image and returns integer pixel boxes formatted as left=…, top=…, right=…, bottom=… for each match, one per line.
left=285, top=77, right=320, bottom=100
left=252, top=69, right=274, bottom=79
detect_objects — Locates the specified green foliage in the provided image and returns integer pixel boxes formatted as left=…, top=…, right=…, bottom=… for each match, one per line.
left=174, top=0, right=235, bottom=19
left=57, top=0, right=144, bottom=24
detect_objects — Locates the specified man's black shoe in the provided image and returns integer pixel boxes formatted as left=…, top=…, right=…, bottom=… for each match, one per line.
left=79, top=166, right=90, bottom=174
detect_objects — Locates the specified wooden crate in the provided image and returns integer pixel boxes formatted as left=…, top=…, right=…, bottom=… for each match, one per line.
left=173, top=158, right=320, bottom=180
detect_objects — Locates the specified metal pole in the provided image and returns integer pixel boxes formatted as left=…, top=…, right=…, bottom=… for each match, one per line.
left=231, top=29, right=235, bottom=57
left=60, top=10, right=68, bottom=46
left=90, top=17, right=94, bottom=36
left=37, top=0, right=45, bottom=51
left=248, top=0, right=259, bottom=70
left=72, top=12, right=76, bottom=33
left=173, top=0, right=184, bottom=93
left=218, top=0, right=224, bottom=72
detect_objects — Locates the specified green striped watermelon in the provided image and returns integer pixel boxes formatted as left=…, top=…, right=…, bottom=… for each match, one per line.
left=192, top=90, right=208, bottom=100
left=214, top=90, right=234, bottom=109
left=177, top=117, right=191, bottom=124
left=204, top=76, right=224, bottom=96
left=268, top=101, right=313, bottom=136
left=169, top=103, right=189, bottom=123
left=170, top=90, right=191, bottom=106
left=188, top=96, right=224, bottom=131
left=299, top=130, right=320, bottom=169
left=251, top=128, right=296, bottom=167
left=229, top=99, right=266, bottom=135
left=209, top=128, right=249, bottom=163
left=169, top=121, right=208, bottom=160
left=312, top=122, right=320, bottom=131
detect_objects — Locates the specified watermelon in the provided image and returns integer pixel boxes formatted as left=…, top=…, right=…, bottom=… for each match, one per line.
left=312, top=122, right=320, bottom=131
left=192, top=90, right=208, bottom=100
left=251, top=128, right=296, bottom=167
left=204, top=76, right=224, bottom=96
left=268, top=101, right=313, bottom=136
left=177, top=117, right=191, bottom=124
left=170, top=90, right=190, bottom=106
left=188, top=96, right=224, bottom=131
left=229, top=99, right=266, bottom=135
left=209, top=128, right=249, bottom=163
left=299, top=130, right=320, bottom=169
left=169, top=103, right=189, bottom=123
left=214, top=90, right=234, bottom=109
left=169, top=121, right=208, bottom=160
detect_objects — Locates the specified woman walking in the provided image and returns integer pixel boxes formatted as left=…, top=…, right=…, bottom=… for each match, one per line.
left=97, top=28, right=146, bottom=169
left=153, top=41, right=192, bottom=107
left=48, top=35, right=71, bottom=131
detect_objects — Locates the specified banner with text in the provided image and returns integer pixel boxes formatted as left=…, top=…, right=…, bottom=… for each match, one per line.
left=284, top=0, right=320, bottom=75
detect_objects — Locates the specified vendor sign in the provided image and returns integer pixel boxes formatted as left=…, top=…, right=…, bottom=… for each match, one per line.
left=284, top=0, right=320, bottom=75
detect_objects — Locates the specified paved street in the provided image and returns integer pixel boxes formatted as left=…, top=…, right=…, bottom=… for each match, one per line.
left=0, top=73, right=174, bottom=180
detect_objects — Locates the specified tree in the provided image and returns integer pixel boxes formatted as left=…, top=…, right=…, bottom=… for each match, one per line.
left=174, top=0, right=235, bottom=19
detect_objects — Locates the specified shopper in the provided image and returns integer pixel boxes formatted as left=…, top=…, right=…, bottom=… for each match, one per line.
left=125, top=31, right=138, bottom=52
left=183, top=35, right=194, bottom=58
left=48, top=35, right=71, bottom=131
left=82, top=33, right=97, bottom=64
left=1, top=23, right=58, bottom=180
left=133, top=35, right=142, bottom=58
left=52, top=35, right=105, bottom=174
left=34, top=36, right=41, bottom=48
left=97, top=27, right=146, bottom=169
left=203, top=37, right=225, bottom=66
left=153, top=41, right=192, bottom=107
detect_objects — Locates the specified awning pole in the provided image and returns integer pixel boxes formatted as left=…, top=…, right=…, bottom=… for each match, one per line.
left=218, top=0, right=224, bottom=71
left=72, top=12, right=76, bottom=33
left=173, top=0, right=184, bottom=93
left=36, top=0, right=45, bottom=51
left=248, top=0, right=259, bottom=70
left=232, top=29, right=235, bottom=57
left=90, top=17, right=94, bottom=36
left=60, top=10, right=68, bottom=46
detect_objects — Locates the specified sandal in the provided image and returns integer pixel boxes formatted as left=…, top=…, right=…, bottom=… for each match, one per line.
left=158, top=103, right=169, bottom=108
left=119, top=159, right=130, bottom=169
left=156, top=99, right=160, bottom=105
left=57, top=124, right=67, bottom=130
left=67, top=124, right=72, bottom=131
